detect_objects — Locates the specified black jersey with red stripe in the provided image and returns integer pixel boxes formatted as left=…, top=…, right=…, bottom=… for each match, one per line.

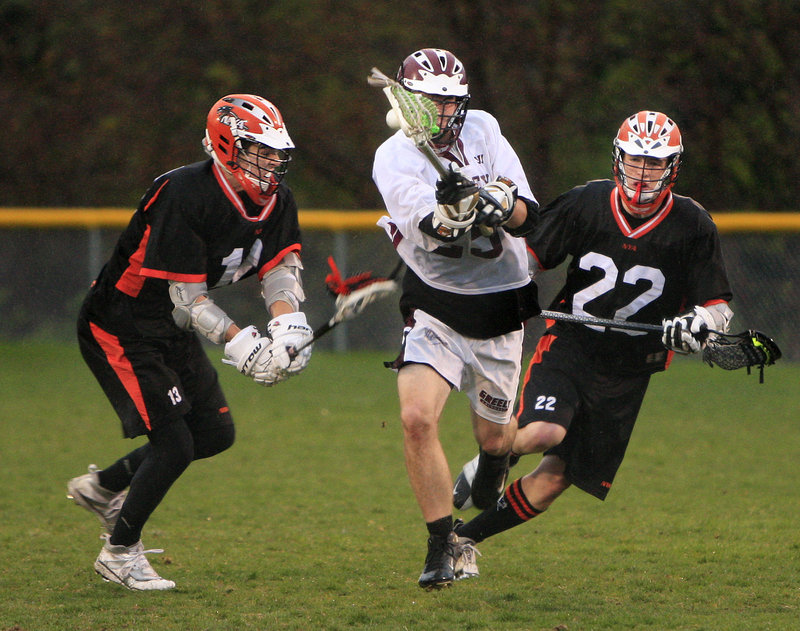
left=526, top=179, right=732, bottom=374
left=85, top=159, right=302, bottom=337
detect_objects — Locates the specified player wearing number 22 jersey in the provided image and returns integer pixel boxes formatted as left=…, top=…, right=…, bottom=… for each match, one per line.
left=452, top=113, right=734, bottom=570
left=529, top=177, right=731, bottom=374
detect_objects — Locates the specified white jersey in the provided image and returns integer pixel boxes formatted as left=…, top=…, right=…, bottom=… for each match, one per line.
left=373, top=109, right=536, bottom=295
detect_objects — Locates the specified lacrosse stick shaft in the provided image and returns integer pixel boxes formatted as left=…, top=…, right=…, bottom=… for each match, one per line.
left=539, top=310, right=662, bottom=333
left=538, top=310, right=729, bottom=336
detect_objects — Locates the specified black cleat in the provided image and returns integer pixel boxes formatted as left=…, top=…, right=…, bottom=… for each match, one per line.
left=418, top=532, right=458, bottom=590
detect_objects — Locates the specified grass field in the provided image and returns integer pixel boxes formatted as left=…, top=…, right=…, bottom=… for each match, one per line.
left=0, top=343, right=797, bottom=631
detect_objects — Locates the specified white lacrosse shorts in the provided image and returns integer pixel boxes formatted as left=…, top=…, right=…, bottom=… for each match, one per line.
left=401, top=310, right=524, bottom=424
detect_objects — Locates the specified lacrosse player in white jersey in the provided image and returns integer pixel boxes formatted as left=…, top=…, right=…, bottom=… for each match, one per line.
left=372, top=48, right=541, bottom=590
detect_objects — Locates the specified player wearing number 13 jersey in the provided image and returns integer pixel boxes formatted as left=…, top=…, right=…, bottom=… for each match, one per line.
left=70, top=95, right=314, bottom=591
left=372, top=48, right=541, bottom=589
left=453, top=112, right=734, bottom=570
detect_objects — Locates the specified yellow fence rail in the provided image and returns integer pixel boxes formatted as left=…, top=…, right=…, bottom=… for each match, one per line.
left=1, top=208, right=800, bottom=232
left=0, top=208, right=384, bottom=230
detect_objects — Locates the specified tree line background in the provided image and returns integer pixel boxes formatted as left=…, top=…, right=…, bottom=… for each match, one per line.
left=3, top=0, right=799, bottom=212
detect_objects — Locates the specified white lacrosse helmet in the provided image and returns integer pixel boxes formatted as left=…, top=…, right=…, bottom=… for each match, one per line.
left=612, top=111, right=683, bottom=217
left=396, top=48, right=470, bottom=148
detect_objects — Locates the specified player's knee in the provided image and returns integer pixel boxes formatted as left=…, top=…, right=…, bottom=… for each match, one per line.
left=514, top=421, right=565, bottom=454
left=400, top=405, right=437, bottom=443
left=149, top=418, right=195, bottom=474
left=479, top=432, right=514, bottom=455
left=192, top=424, right=235, bottom=460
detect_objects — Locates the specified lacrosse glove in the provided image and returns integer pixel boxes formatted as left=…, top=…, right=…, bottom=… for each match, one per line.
left=222, top=325, right=279, bottom=386
left=267, top=312, right=314, bottom=377
left=431, top=165, right=479, bottom=239
left=475, top=177, right=518, bottom=228
left=662, top=306, right=715, bottom=354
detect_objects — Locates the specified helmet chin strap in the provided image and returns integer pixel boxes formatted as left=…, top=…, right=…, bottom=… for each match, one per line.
left=621, top=186, right=665, bottom=218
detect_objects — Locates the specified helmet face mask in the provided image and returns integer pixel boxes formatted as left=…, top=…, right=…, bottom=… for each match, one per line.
left=612, top=111, right=683, bottom=217
left=236, top=141, right=291, bottom=200
left=397, top=48, right=470, bottom=148
left=204, top=95, right=294, bottom=205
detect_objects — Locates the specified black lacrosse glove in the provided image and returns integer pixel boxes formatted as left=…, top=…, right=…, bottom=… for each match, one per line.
left=435, top=165, right=478, bottom=205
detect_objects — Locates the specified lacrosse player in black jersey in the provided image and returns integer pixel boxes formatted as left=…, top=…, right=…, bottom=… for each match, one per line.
left=452, top=111, right=734, bottom=567
left=68, top=94, right=314, bottom=590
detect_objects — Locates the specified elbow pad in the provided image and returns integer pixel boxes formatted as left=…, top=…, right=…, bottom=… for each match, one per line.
left=261, top=252, right=305, bottom=312
left=169, top=281, right=234, bottom=344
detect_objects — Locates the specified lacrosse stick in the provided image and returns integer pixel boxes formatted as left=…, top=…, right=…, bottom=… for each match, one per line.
left=367, top=67, right=496, bottom=236
left=538, top=310, right=781, bottom=381
left=288, top=257, right=403, bottom=358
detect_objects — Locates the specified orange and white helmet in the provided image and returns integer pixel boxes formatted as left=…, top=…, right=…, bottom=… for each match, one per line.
left=612, top=111, right=683, bottom=216
left=203, top=94, right=294, bottom=205
left=397, top=48, right=470, bottom=148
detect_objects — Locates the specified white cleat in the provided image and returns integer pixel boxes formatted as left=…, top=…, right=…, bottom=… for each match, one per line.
left=454, top=536, right=481, bottom=580
left=94, top=535, right=176, bottom=591
left=67, top=464, right=127, bottom=533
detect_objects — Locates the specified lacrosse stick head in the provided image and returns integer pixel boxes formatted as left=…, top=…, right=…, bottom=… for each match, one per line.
left=367, top=68, right=441, bottom=149
left=703, top=330, right=781, bottom=383
left=324, top=255, right=401, bottom=323
left=333, top=279, right=398, bottom=324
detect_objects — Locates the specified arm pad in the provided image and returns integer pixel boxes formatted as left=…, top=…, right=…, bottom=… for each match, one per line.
left=169, top=281, right=234, bottom=344
left=261, top=252, right=306, bottom=313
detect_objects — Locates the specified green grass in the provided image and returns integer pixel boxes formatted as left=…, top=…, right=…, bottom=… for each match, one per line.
left=0, top=344, right=798, bottom=630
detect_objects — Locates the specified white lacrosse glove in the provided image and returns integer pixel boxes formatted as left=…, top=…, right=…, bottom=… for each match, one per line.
left=662, top=306, right=715, bottom=354
left=432, top=165, right=480, bottom=238
left=267, top=312, right=314, bottom=376
left=475, top=177, right=518, bottom=228
left=222, top=325, right=277, bottom=385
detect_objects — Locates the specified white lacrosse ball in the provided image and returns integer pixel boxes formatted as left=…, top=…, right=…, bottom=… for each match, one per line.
left=386, top=109, right=401, bottom=130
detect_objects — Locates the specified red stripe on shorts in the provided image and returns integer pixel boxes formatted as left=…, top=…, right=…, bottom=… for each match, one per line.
left=516, top=333, right=556, bottom=420
left=89, top=322, right=152, bottom=430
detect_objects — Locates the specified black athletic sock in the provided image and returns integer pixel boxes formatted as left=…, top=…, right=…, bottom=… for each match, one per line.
left=97, top=444, right=151, bottom=493
left=471, top=449, right=511, bottom=510
left=454, top=478, right=542, bottom=543
left=426, top=515, right=454, bottom=539
left=110, top=420, right=194, bottom=547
